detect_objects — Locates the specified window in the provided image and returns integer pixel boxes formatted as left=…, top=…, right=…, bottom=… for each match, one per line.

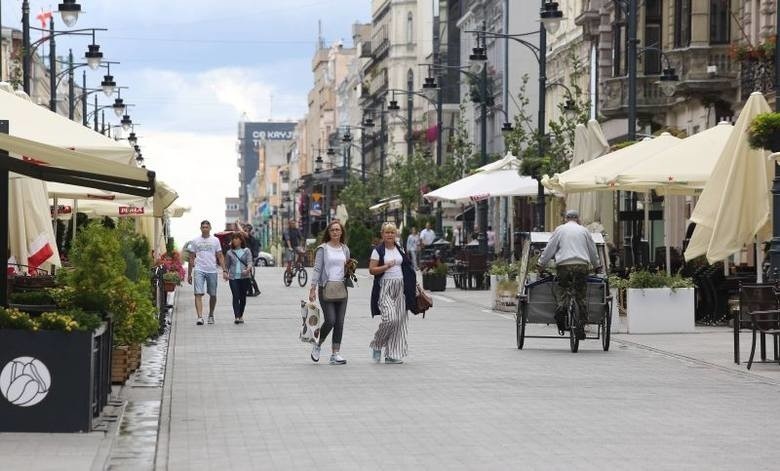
left=674, top=0, right=691, bottom=47
left=407, top=12, right=414, bottom=44
left=710, top=0, right=730, bottom=44
left=612, top=4, right=625, bottom=77
left=644, top=0, right=662, bottom=75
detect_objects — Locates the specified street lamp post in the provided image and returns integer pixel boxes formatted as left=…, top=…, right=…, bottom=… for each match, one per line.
left=769, top=4, right=780, bottom=279
left=468, top=0, right=563, bottom=233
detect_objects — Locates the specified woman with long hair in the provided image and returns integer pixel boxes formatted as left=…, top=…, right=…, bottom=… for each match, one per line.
left=223, top=232, right=252, bottom=324
left=308, top=220, right=351, bottom=365
left=369, top=222, right=417, bottom=364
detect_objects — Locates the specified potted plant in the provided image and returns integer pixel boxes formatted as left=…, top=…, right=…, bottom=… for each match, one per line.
left=162, top=271, right=181, bottom=292
left=610, top=270, right=695, bottom=334
left=494, top=278, right=519, bottom=312
left=0, top=306, right=107, bottom=433
left=747, top=112, right=780, bottom=153
left=8, top=289, right=58, bottom=314
left=422, top=261, right=448, bottom=291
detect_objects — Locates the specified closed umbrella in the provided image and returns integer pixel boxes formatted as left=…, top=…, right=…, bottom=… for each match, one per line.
left=9, top=176, right=61, bottom=273
left=685, top=92, right=773, bottom=265
left=566, top=120, right=610, bottom=224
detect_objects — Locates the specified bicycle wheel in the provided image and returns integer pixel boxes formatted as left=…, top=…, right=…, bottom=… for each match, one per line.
left=516, top=304, right=526, bottom=350
left=601, top=305, right=611, bottom=351
left=569, top=300, right=580, bottom=353
left=297, top=268, right=308, bottom=287
left=283, top=269, right=293, bottom=287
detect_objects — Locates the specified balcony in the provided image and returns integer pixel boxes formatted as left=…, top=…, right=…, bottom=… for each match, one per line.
left=360, top=41, right=372, bottom=58
left=740, top=58, right=775, bottom=101
left=600, top=75, right=673, bottom=119
left=664, top=45, right=738, bottom=96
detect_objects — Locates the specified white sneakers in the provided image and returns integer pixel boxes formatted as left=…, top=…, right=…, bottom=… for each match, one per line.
left=310, top=344, right=321, bottom=362
left=329, top=353, right=347, bottom=365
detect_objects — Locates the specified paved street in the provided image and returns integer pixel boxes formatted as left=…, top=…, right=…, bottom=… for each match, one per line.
left=157, top=267, right=780, bottom=470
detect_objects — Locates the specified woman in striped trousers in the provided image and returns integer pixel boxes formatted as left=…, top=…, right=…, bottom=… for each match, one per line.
left=369, top=222, right=416, bottom=364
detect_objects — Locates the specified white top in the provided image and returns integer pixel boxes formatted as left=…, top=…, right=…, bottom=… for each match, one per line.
left=324, top=244, right=346, bottom=282
left=371, top=246, right=404, bottom=279
left=420, top=228, right=436, bottom=246
left=189, top=235, right=222, bottom=273
left=538, top=221, right=599, bottom=267
left=406, top=233, right=420, bottom=252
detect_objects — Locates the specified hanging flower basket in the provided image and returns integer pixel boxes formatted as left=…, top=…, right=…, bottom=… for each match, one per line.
left=163, top=282, right=177, bottom=293
left=747, top=112, right=780, bottom=152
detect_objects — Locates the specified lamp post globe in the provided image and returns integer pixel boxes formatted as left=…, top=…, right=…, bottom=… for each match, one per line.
left=501, top=122, right=514, bottom=137
left=85, top=44, right=103, bottom=70
left=422, top=76, right=438, bottom=102
left=57, top=0, right=82, bottom=27
left=314, top=155, right=323, bottom=174
left=112, top=98, right=125, bottom=117
left=388, top=99, right=400, bottom=120
left=127, top=132, right=138, bottom=146
left=101, top=74, right=116, bottom=97
left=540, top=1, right=563, bottom=35
left=121, top=114, right=133, bottom=132
left=342, top=130, right=352, bottom=144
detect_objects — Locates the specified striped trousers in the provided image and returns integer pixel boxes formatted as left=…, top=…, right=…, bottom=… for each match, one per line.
left=370, top=278, right=408, bottom=359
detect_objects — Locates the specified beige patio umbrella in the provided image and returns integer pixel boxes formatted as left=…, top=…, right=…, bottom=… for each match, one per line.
left=685, top=92, right=773, bottom=265
left=543, top=132, right=682, bottom=193
left=566, top=120, right=611, bottom=225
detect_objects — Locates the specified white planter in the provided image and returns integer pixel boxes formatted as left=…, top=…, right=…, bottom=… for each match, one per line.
left=626, top=288, right=695, bottom=334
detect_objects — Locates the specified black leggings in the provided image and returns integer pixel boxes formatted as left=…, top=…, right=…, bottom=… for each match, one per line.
left=229, top=278, right=250, bottom=318
left=318, top=287, right=348, bottom=348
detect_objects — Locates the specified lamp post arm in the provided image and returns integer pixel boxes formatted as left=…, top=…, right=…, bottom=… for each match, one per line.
left=29, top=27, right=107, bottom=57
left=388, top=88, right=438, bottom=106
left=465, top=30, right=542, bottom=64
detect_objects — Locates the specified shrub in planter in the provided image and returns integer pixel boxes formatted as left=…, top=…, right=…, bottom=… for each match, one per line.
left=747, top=112, right=780, bottom=153
left=162, top=272, right=182, bottom=292
left=422, top=262, right=448, bottom=291
left=8, top=290, right=56, bottom=306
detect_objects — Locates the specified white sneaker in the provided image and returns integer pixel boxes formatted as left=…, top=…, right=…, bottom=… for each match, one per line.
left=329, top=353, right=347, bottom=365
left=310, top=344, right=321, bottom=362
left=207, top=315, right=215, bottom=325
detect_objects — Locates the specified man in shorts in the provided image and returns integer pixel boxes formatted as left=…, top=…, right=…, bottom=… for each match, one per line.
left=187, top=220, right=225, bottom=325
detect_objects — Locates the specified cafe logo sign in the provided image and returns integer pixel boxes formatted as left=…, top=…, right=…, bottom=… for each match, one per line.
left=0, top=357, right=52, bottom=407
left=119, top=206, right=145, bottom=216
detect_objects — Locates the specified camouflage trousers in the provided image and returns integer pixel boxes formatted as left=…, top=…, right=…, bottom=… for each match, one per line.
left=555, top=264, right=590, bottom=329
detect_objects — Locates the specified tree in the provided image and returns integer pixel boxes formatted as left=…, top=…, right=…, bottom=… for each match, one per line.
left=338, top=174, right=383, bottom=225
left=437, top=103, right=480, bottom=186
left=504, top=52, right=590, bottom=179
left=387, top=147, right=437, bottom=217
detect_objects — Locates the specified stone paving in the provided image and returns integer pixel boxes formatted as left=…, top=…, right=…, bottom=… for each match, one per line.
left=157, top=268, right=780, bottom=471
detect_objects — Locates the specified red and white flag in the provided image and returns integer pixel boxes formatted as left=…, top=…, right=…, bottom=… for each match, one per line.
left=36, top=10, right=53, bottom=28
left=27, top=233, right=54, bottom=270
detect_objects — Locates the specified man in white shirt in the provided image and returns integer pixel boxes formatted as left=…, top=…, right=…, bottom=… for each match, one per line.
left=187, top=220, right=225, bottom=325
left=419, top=222, right=436, bottom=248
left=538, top=210, right=599, bottom=339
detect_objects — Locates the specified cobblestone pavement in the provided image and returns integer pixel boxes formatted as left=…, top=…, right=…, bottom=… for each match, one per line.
left=156, top=267, right=780, bottom=471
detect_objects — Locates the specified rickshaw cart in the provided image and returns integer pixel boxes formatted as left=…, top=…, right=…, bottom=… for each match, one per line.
left=515, top=232, right=612, bottom=353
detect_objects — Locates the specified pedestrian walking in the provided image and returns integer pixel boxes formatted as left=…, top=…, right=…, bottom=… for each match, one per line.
left=223, top=233, right=252, bottom=324
left=237, top=222, right=261, bottom=296
left=308, top=221, right=351, bottom=365
left=406, top=226, right=420, bottom=270
left=419, top=222, right=436, bottom=248
left=187, top=220, right=225, bottom=325
left=369, top=222, right=417, bottom=364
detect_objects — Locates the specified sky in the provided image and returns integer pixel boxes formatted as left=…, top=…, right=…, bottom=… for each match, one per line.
left=3, top=0, right=370, bottom=245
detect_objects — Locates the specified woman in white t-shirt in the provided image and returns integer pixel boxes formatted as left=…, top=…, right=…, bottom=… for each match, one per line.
left=368, top=222, right=413, bottom=364
left=308, top=221, right=351, bottom=365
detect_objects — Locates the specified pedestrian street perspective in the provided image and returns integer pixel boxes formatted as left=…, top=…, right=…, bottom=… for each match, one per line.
left=2, top=1, right=780, bottom=470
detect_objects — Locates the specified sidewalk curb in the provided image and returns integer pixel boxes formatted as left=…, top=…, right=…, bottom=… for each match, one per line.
left=153, top=290, right=179, bottom=471
left=613, top=337, right=780, bottom=386
left=89, top=396, right=127, bottom=471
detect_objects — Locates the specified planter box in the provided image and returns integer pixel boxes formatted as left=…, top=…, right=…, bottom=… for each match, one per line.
left=626, top=288, right=695, bottom=334
left=0, top=323, right=109, bottom=433
left=610, top=288, right=628, bottom=334
left=422, top=273, right=446, bottom=292
left=112, top=346, right=130, bottom=384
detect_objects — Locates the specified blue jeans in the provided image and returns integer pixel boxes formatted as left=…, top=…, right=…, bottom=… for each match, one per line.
left=228, top=278, right=250, bottom=318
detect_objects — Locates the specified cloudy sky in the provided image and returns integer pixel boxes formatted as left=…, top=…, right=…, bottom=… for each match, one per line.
left=9, top=0, right=369, bottom=243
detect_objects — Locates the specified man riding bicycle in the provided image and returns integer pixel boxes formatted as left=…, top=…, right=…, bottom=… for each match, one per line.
left=537, top=210, right=600, bottom=340
left=283, top=220, right=304, bottom=268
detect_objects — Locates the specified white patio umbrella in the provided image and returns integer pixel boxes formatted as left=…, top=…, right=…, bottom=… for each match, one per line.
left=685, top=92, right=773, bottom=269
left=423, top=152, right=548, bottom=203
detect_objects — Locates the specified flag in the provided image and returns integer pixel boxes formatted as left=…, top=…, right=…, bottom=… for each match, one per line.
left=36, top=10, right=53, bottom=28
left=27, top=233, right=54, bottom=270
